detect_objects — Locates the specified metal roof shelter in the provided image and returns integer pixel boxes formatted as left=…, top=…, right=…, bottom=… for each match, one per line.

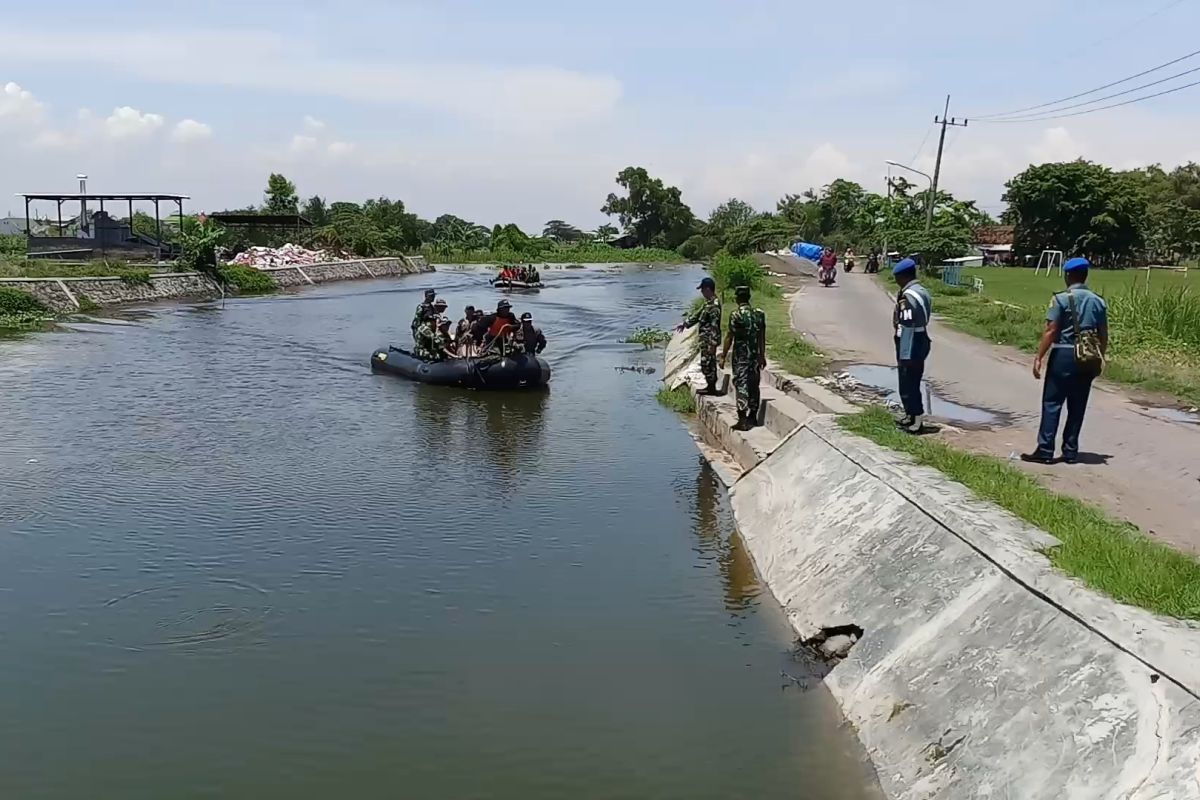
left=17, top=192, right=188, bottom=259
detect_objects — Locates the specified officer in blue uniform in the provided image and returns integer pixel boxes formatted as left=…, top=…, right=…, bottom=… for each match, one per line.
left=1021, top=257, right=1109, bottom=465
left=892, top=258, right=933, bottom=433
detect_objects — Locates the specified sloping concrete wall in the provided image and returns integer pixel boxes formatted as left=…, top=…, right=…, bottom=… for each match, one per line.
left=0, top=273, right=219, bottom=312
left=256, top=256, right=431, bottom=288
left=0, top=256, right=433, bottom=312
left=730, top=417, right=1200, bottom=799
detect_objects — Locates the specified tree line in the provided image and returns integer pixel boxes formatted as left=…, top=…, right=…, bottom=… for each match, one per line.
left=195, top=158, right=1200, bottom=268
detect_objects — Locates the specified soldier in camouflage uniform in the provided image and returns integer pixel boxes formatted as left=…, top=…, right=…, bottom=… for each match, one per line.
left=412, top=309, right=443, bottom=362
left=677, top=276, right=723, bottom=395
left=719, top=285, right=763, bottom=430
left=436, top=317, right=456, bottom=356
left=412, top=288, right=436, bottom=339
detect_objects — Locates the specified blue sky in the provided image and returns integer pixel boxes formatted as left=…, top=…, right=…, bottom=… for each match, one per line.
left=3, top=0, right=1199, bottom=229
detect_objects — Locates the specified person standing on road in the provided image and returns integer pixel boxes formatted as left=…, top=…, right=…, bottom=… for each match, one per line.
left=719, top=285, right=763, bottom=431
left=892, top=258, right=933, bottom=433
left=676, top=276, right=723, bottom=395
left=1021, top=257, right=1108, bottom=465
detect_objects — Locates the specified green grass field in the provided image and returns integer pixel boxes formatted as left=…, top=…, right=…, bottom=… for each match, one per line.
left=903, top=267, right=1200, bottom=406
left=960, top=266, right=1198, bottom=307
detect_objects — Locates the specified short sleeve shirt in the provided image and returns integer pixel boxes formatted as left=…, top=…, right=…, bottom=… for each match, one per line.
left=1047, top=285, right=1107, bottom=345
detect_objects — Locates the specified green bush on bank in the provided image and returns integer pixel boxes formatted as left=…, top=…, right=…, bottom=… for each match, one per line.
left=219, top=264, right=278, bottom=295
left=0, top=287, right=50, bottom=328
left=656, top=384, right=697, bottom=413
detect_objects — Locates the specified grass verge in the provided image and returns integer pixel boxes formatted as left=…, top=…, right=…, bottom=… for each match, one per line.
left=656, top=384, right=697, bottom=413
left=839, top=405, right=1200, bottom=620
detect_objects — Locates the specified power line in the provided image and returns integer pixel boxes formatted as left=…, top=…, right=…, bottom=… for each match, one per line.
left=971, top=45, right=1200, bottom=119
left=1069, top=0, right=1190, bottom=53
left=908, top=124, right=934, bottom=165
left=981, top=62, right=1200, bottom=122
left=976, top=76, right=1200, bottom=123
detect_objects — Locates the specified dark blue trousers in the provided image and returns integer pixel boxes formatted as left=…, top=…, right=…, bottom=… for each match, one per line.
left=897, top=360, right=925, bottom=416
left=895, top=336, right=930, bottom=417
left=1036, top=349, right=1095, bottom=458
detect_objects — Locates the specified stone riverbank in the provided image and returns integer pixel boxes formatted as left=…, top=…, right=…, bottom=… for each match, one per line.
left=664, top=327, right=1200, bottom=800
left=0, top=256, right=432, bottom=313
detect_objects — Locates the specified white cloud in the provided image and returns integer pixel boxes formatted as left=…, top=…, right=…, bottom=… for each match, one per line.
left=104, top=106, right=165, bottom=138
left=0, top=81, right=44, bottom=125
left=326, top=141, right=355, bottom=158
left=1029, top=126, right=1085, bottom=164
left=302, top=115, right=326, bottom=131
left=171, top=118, right=212, bottom=143
left=288, top=134, right=318, bottom=154
left=0, top=28, right=622, bottom=133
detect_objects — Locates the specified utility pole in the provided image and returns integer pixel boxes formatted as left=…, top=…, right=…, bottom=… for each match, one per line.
left=928, top=95, right=968, bottom=231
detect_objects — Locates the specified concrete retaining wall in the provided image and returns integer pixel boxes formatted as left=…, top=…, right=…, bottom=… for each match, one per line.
left=256, top=256, right=428, bottom=288
left=0, top=273, right=220, bottom=312
left=732, top=419, right=1200, bottom=798
left=0, top=256, right=433, bottom=312
left=665, top=331, right=1200, bottom=798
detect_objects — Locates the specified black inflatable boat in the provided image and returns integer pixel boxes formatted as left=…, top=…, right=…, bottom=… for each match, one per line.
left=490, top=279, right=544, bottom=291
left=370, top=347, right=551, bottom=390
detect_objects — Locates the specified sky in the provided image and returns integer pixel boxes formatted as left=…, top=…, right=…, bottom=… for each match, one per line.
left=2, top=0, right=1200, bottom=231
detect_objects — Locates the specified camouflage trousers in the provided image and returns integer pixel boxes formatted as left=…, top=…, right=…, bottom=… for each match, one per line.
left=698, top=343, right=718, bottom=387
left=732, top=356, right=761, bottom=417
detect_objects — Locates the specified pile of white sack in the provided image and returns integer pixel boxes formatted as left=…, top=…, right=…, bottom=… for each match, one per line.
left=229, top=244, right=335, bottom=269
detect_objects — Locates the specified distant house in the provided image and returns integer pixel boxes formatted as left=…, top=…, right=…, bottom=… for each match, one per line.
left=0, top=217, right=28, bottom=236
left=972, top=224, right=1015, bottom=265
left=608, top=232, right=640, bottom=249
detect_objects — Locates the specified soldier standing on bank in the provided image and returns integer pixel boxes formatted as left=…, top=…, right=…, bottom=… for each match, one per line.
left=892, top=258, right=933, bottom=433
left=1021, top=257, right=1108, bottom=465
left=719, top=285, right=763, bottom=431
left=677, top=276, right=723, bottom=395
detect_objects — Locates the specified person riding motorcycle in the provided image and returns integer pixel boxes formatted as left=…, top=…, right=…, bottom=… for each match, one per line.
left=818, top=249, right=838, bottom=286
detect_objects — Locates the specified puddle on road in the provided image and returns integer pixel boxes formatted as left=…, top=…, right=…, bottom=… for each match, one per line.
left=1139, top=406, right=1200, bottom=425
left=844, top=364, right=1002, bottom=426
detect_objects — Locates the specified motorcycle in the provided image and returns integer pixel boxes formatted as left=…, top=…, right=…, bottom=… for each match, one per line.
left=818, top=264, right=837, bottom=286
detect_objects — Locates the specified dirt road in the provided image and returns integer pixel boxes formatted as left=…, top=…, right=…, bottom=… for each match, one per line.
left=771, top=255, right=1200, bottom=554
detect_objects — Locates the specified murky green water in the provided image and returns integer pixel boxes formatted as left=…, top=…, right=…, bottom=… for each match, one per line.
left=0, top=265, right=878, bottom=799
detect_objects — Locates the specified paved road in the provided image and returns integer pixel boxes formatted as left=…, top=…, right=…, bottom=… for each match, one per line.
left=772, top=255, right=1200, bottom=554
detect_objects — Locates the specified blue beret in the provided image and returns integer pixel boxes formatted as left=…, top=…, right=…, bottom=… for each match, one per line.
left=1064, top=257, right=1090, bottom=272
left=892, top=258, right=917, bottom=274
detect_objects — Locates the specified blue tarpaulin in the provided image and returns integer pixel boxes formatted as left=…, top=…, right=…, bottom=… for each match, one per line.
left=791, top=242, right=825, bottom=261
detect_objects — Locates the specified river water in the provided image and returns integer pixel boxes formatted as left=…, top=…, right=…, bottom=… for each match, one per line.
left=0, top=265, right=879, bottom=799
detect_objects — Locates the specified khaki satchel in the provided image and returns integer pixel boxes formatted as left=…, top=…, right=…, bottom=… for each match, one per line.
left=1067, top=290, right=1104, bottom=377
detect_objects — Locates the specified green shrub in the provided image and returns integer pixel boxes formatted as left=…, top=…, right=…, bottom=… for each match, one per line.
left=219, top=264, right=277, bottom=295
left=0, top=234, right=26, bottom=258
left=118, top=269, right=152, bottom=286
left=710, top=251, right=778, bottom=298
left=656, top=384, right=696, bottom=413
left=0, top=287, right=47, bottom=316
left=76, top=294, right=101, bottom=314
left=677, top=235, right=720, bottom=261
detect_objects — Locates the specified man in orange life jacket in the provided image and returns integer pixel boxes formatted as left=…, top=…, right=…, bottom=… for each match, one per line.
left=471, top=298, right=520, bottom=353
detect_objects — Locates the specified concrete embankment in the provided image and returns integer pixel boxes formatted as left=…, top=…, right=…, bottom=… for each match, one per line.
left=664, top=329, right=1200, bottom=799
left=0, top=256, right=432, bottom=312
